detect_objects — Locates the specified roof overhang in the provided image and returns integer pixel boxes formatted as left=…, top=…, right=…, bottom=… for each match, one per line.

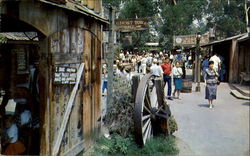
left=38, top=0, right=109, bottom=25
left=201, top=34, right=246, bottom=47
left=237, top=33, right=250, bottom=43
left=0, top=32, right=39, bottom=44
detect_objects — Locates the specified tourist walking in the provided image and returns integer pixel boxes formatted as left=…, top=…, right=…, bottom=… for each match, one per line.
left=140, top=55, right=148, bottom=74
left=102, top=69, right=108, bottom=94
left=209, top=53, right=221, bottom=72
left=161, top=58, right=173, bottom=100
left=173, top=61, right=183, bottom=99
left=204, top=61, right=219, bottom=109
left=169, top=53, right=174, bottom=63
left=150, top=59, right=163, bottom=78
left=202, top=56, right=209, bottom=81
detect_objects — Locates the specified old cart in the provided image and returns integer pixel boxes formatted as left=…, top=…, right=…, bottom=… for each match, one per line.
left=133, top=74, right=172, bottom=146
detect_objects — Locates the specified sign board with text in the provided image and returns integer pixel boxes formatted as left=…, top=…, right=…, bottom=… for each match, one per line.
left=114, top=18, right=149, bottom=31
left=173, top=34, right=210, bottom=47
left=53, top=65, right=77, bottom=85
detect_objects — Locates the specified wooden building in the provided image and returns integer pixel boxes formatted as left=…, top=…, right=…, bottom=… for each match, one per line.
left=202, top=33, right=250, bottom=83
left=0, top=0, right=108, bottom=155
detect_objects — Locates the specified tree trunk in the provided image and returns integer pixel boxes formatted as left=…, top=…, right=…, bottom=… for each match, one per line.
left=173, top=0, right=177, bottom=5
left=245, top=0, right=250, bottom=32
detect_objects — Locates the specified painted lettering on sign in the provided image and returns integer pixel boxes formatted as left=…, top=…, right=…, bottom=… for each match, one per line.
left=173, top=34, right=210, bottom=47
left=115, top=18, right=149, bottom=31
left=54, top=65, right=77, bottom=84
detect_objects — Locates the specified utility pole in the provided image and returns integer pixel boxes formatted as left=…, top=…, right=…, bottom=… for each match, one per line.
left=195, top=32, right=201, bottom=92
left=106, top=5, right=115, bottom=109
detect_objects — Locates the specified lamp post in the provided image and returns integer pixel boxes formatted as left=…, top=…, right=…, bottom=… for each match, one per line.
left=195, top=32, right=201, bottom=92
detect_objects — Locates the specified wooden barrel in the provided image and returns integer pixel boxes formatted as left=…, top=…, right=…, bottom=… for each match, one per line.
left=181, top=79, right=192, bottom=93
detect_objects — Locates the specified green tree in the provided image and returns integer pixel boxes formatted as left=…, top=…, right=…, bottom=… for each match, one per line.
left=120, top=0, right=159, bottom=50
left=158, top=0, right=208, bottom=49
left=104, top=0, right=247, bottom=51
left=206, top=0, right=246, bottom=38
left=102, top=0, right=122, bottom=8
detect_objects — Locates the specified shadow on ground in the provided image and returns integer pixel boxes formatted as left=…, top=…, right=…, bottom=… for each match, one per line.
left=198, top=104, right=209, bottom=108
left=242, top=102, right=250, bottom=106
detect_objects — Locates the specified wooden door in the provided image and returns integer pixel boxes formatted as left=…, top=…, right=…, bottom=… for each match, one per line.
left=48, top=27, right=85, bottom=156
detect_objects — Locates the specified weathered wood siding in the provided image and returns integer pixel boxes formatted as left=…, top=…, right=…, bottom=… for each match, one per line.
left=49, top=27, right=84, bottom=155
left=229, top=39, right=239, bottom=83
left=47, top=24, right=102, bottom=155
left=238, top=43, right=250, bottom=74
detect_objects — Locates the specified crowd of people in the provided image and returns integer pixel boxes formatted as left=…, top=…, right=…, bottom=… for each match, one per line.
left=102, top=50, right=190, bottom=100
left=102, top=49, right=225, bottom=107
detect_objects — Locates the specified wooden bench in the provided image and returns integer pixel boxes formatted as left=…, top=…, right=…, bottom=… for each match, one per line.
left=240, top=72, right=250, bottom=84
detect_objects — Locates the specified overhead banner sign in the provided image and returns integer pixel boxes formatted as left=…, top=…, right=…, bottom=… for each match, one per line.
left=173, top=33, right=210, bottom=47
left=114, top=18, right=149, bottom=31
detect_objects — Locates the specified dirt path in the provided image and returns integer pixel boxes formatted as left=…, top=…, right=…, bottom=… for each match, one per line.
left=168, top=83, right=249, bottom=156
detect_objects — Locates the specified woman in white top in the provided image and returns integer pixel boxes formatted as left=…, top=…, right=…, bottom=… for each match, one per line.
left=140, top=56, right=148, bottom=74
left=172, top=61, right=183, bottom=99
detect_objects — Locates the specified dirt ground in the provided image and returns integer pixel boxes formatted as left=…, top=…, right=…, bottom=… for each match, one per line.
left=168, top=83, right=250, bottom=156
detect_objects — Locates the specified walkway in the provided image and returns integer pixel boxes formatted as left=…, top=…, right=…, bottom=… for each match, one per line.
left=168, top=83, right=250, bottom=156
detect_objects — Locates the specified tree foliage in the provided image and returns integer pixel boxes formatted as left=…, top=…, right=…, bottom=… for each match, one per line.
left=206, top=0, right=246, bottom=37
left=102, top=0, right=122, bottom=8
left=104, top=0, right=248, bottom=50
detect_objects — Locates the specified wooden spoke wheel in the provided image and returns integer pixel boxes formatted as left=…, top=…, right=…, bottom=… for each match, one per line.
left=134, top=74, right=171, bottom=146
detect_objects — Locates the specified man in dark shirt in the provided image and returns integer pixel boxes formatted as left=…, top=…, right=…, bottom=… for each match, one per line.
left=161, top=58, right=173, bottom=100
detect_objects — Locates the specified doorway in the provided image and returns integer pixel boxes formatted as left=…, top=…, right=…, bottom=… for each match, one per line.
left=0, top=43, right=41, bottom=155
left=212, top=42, right=231, bottom=82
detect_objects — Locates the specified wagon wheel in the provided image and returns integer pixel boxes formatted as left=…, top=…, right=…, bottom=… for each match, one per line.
left=134, top=74, right=171, bottom=146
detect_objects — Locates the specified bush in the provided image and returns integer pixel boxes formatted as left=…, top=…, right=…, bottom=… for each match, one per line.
left=141, top=135, right=179, bottom=156
left=169, top=115, right=178, bottom=135
left=104, top=76, right=134, bottom=137
left=92, top=134, right=179, bottom=156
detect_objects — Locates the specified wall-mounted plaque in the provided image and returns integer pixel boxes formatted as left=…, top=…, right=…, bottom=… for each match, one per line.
left=13, top=46, right=29, bottom=74
left=53, top=64, right=77, bottom=85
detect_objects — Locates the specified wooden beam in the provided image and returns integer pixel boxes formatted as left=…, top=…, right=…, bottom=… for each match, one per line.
left=81, top=0, right=87, bottom=6
left=132, top=75, right=140, bottom=102
left=52, top=52, right=83, bottom=64
left=52, top=63, right=84, bottom=156
left=39, top=37, right=51, bottom=156
left=229, top=40, right=238, bottom=83
left=83, top=30, right=92, bottom=149
left=87, top=0, right=95, bottom=10
left=94, top=0, right=101, bottom=13
left=62, top=140, right=84, bottom=156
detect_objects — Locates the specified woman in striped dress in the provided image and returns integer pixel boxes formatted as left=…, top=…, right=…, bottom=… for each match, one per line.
left=204, top=61, right=219, bottom=109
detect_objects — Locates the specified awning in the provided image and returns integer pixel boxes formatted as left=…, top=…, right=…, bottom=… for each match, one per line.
left=237, top=33, right=250, bottom=43
left=0, top=32, right=39, bottom=42
left=38, top=0, right=109, bottom=25
left=201, top=34, right=245, bottom=47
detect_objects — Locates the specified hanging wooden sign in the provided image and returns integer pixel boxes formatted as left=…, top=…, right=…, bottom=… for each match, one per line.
left=173, top=33, right=210, bottom=47
left=114, top=18, right=149, bottom=31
